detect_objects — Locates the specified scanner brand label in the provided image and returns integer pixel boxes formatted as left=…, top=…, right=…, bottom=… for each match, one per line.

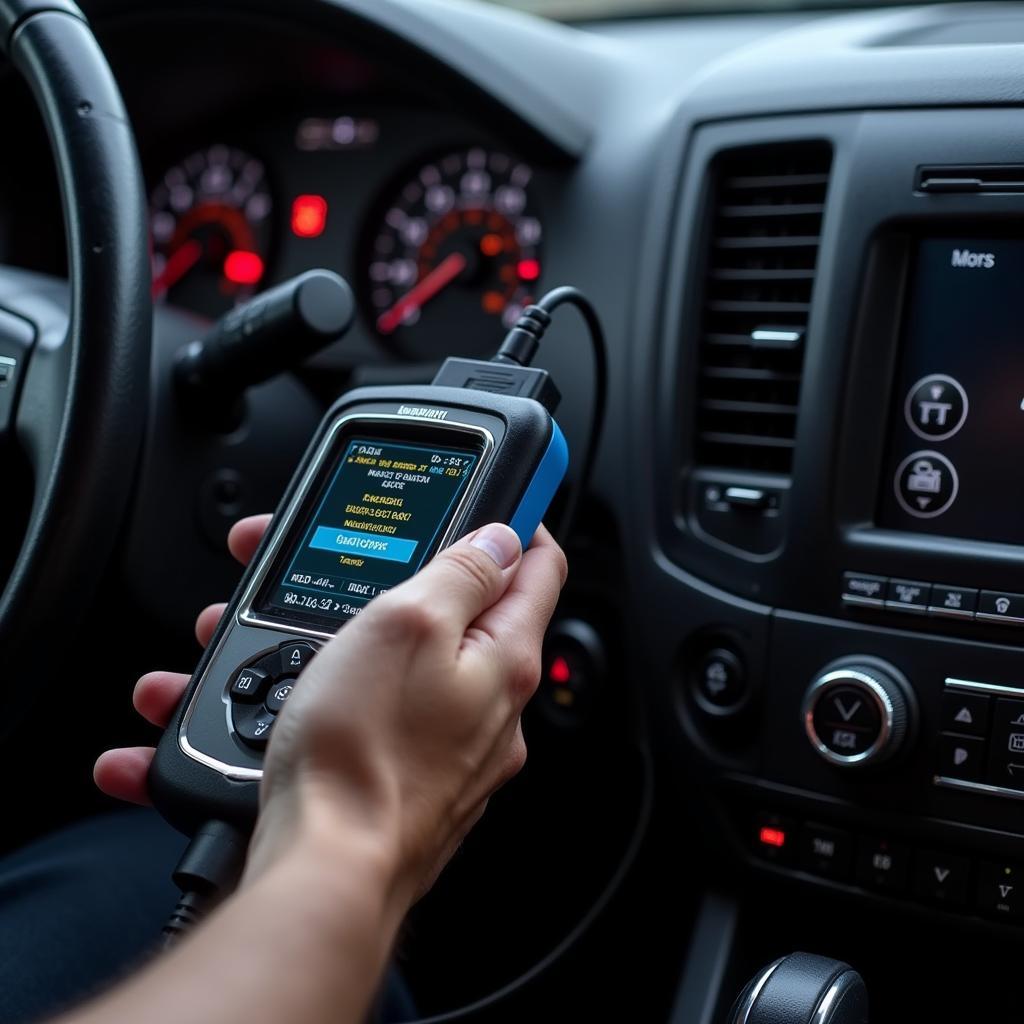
left=397, top=405, right=448, bottom=420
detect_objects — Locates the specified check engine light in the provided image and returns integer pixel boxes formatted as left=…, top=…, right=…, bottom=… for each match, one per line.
left=223, top=250, right=265, bottom=286
left=759, top=826, right=787, bottom=849
left=291, top=194, right=328, bottom=238
left=517, top=258, right=541, bottom=282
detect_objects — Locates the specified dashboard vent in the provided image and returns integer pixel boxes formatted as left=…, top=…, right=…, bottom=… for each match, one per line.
left=694, top=142, right=832, bottom=475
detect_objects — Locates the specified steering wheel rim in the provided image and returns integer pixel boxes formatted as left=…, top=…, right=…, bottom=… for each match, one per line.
left=0, top=4, right=149, bottom=692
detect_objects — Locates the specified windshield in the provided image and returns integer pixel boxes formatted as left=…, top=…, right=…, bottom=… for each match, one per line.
left=486, top=0, right=949, bottom=18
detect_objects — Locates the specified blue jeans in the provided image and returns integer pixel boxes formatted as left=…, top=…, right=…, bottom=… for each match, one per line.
left=0, top=810, right=415, bottom=1023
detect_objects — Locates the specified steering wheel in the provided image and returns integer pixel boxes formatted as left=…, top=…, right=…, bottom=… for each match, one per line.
left=0, top=0, right=149, bottom=718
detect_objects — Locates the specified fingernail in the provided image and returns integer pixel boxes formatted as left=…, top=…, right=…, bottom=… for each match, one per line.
left=470, top=523, right=521, bottom=569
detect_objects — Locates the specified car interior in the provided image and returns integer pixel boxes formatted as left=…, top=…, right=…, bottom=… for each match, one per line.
left=4, top=0, right=1024, bottom=1020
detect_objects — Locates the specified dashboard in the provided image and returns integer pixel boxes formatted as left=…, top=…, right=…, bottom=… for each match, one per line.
left=12, top=0, right=1024, bottom=1020
left=0, top=10, right=559, bottom=368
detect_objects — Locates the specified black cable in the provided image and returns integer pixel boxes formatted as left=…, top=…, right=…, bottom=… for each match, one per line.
left=495, top=285, right=608, bottom=547
left=398, top=742, right=653, bottom=1024
left=162, top=820, right=249, bottom=949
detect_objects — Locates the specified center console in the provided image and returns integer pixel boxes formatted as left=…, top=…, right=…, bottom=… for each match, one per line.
left=645, top=106, right=1024, bottom=933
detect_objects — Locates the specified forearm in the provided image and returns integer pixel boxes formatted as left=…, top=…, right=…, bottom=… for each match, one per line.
left=61, top=829, right=409, bottom=1024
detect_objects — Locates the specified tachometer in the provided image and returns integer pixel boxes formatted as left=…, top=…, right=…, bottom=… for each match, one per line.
left=150, top=145, right=272, bottom=317
left=364, top=148, right=542, bottom=360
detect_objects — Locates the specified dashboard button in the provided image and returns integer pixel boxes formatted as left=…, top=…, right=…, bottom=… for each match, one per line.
left=904, top=373, right=968, bottom=441
left=810, top=684, right=882, bottom=758
left=977, top=862, right=1024, bottom=920
left=936, top=733, right=986, bottom=782
left=753, top=813, right=796, bottom=865
left=894, top=450, right=959, bottom=519
left=692, top=647, right=747, bottom=715
left=799, top=823, right=853, bottom=880
left=977, top=591, right=1024, bottom=625
left=928, top=585, right=978, bottom=619
left=856, top=837, right=909, bottom=892
left=885, top=579, right=930, bottom=613
left=540, top=619, right=606, bottom=725
left=841, top=572, right=886, bottom=607
left=986, top=698, right=1024, bottom=790
left=230, top=665, right=269, bottom=703
left=939, top=691, right=990, bottom=737
left=913, top=850, right=970, bottom=906
left=803, top=662, right=910, bottom=768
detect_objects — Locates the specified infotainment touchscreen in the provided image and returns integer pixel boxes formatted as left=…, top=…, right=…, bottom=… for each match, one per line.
left=877, top=237, right=1024, bottom=543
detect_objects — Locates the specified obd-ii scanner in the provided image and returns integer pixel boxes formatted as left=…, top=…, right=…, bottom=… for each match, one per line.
left=148, top=285, right=605, bottom=942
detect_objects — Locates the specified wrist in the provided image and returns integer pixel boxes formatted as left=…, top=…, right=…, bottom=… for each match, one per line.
left=244, top=781, right=417, bottom=927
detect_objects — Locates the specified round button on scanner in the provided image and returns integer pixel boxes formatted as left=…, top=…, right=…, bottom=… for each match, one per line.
left=278, top=641, right=318, bottom=675
left=803, top=661, right=911, bottom=767
left=904, top=373, right=968, bottom=441
left=693, top=647, right=748, bottom=715
left=235, top=707, right=276, bottom=747
left=265, top=680, right=295, bottom=714
left=894, top=449, right=958, bottom=519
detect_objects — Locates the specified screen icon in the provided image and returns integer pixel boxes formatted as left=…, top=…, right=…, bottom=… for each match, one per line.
left=907, top=460, right=942, bottom=494
left=904, top=373, right=968, bottom=441
left=894, top=450, right=959, bottom=519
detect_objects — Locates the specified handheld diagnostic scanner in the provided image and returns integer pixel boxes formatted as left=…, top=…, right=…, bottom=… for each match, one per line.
left=149, top=286, right=605, bottom=844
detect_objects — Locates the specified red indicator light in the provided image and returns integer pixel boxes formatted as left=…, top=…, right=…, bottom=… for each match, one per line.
left=480, top=233, right=504, bottom=257
left=223, top=250, right=264, bottom=286
left=758, top=826, right=787, bottom=849
left=549, top=656, right=572, bottom=685
left=291, top=194, right=328, bottom=238
left=517, top=258, right=541, bottom=282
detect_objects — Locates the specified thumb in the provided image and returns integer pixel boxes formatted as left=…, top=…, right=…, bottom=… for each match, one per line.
left=386, top=522, right=522, bottom=634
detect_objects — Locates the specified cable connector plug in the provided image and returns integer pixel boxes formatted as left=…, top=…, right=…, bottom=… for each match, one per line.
left=493, top=304, right=552, bottom=367
left=431, top=356, right=560, bottom=413
left=162, top=820, right=249, bottom=949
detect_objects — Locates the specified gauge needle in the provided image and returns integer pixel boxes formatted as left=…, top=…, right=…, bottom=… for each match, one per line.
left=376, top=251, right=467, bottom=335
left=152, top=238, right=203, bottom=298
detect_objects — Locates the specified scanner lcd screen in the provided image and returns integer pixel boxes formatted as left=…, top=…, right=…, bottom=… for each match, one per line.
left=257, top=434, right=480, bottom=630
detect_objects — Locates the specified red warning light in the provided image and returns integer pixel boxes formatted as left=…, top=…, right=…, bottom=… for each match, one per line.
left=517, top=258, right=541, bottom=282
left=291, top=194, right=328, bottom=238
left=549, top=656, right=572, bottom=685
left=223, top=250, right=265, bottom=286
left=758, top=826, right=787, bottom=849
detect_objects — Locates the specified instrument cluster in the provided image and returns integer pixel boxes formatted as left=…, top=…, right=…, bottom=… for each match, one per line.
left=145, top=112, right=547, bottom=362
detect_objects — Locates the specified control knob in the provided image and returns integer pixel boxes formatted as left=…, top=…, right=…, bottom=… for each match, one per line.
left=802, top=659, right=913, bottom=767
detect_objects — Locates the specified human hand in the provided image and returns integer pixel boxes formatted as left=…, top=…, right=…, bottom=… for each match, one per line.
left=93, top=514, right=272, bottom=805
left=247, top=522, right=567, bottom=907
left=95, top=515, right=566, bottom=914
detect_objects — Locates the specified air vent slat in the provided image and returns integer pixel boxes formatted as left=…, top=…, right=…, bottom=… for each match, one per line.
left=701, top=367, right=801, bottom=383
left=692, top=142, right=832, bottom=476
left=708, top=300, right=811, bottom=314
left=700, top=399, right=798, bottom=415
left=724, top=172, right=830, bottom=189
left=718, top=203, right=825, bottom=219
left=715, top=236, right=820, bottom=250
left=698, top=431, right=796, bottom=450
left=711, top=268, right=816, bottom=282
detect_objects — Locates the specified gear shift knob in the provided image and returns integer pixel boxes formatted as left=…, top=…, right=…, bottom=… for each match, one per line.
left=728, top=952, right=868, bottom=1024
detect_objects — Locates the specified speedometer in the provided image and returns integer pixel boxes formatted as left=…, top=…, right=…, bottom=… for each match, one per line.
left=150, top=145, right=273, bottom=318
left=364, top=148, right=543, bottom=360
